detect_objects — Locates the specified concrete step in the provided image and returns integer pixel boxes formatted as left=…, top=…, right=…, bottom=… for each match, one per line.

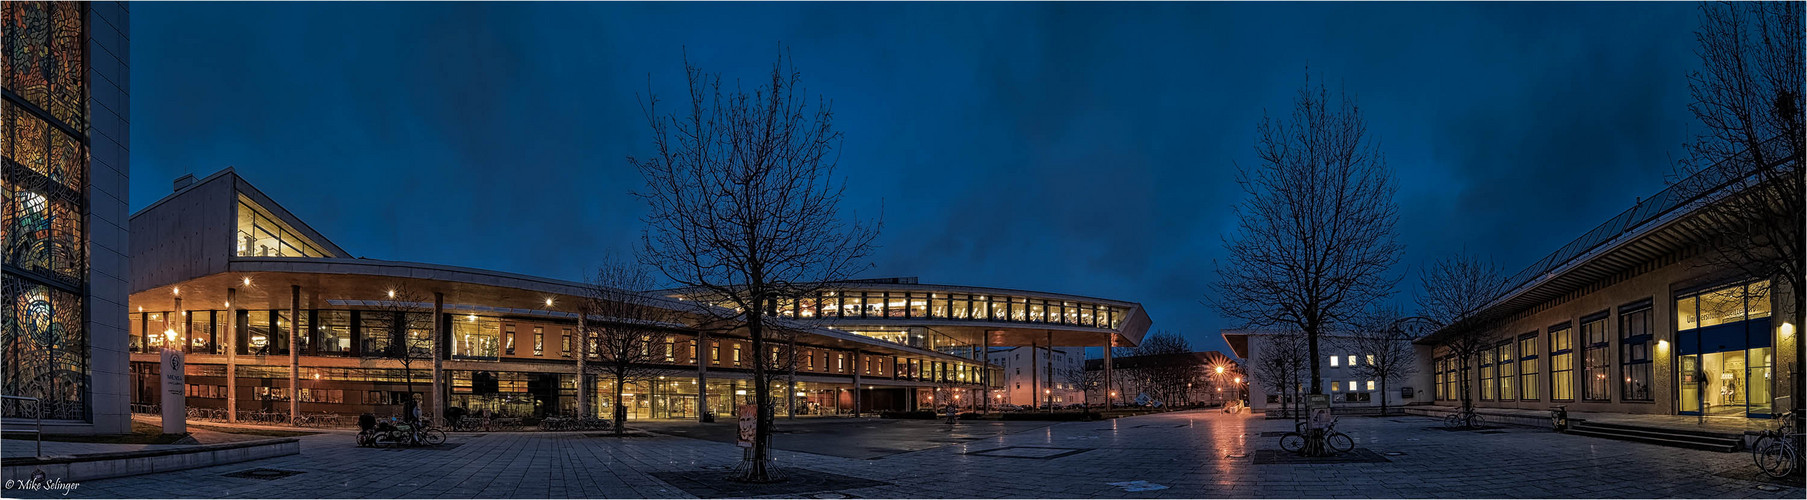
left=1565, top=422, right=1739, bottom=452
left=1571, top=419, right=1746, bottom=440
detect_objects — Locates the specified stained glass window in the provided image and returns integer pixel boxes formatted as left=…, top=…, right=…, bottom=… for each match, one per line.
left=3, top=1, right=86, bottom=422
left=2, top=281, right=87, bottom=420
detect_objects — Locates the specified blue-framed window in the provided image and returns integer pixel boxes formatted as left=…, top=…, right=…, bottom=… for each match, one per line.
left=1549, top=323, right=1574, bottom=401
left=1581, top=313, right=1611, bottom=401
left=1518, top=334, right=1539, bottom=401
left=1619, top=302, right=1653, bottom=401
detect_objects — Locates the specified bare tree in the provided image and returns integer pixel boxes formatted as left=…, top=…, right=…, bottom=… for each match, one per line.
left=1340, top=306, right=1425, bottom=416
left=632, top=52, right=879, bottom=482
left=1068, top=366, right=1097, bottom=410
left=1680, top=1, right=1804, bottom=413
left=1254, top=331, right=1308, bottom=419
left=363, top=284, right=434, bottom=413
left=1210, top=73, right=1404, bottom=401
left=1418, top=251, right=1508, bottom=424
left=1131, top=332, right=1197, bottom=406
left=581, top=259, right=682, bottom=436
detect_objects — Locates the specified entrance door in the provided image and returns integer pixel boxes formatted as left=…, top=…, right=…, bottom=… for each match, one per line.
left=1679, top=346, right=1775, bottom=418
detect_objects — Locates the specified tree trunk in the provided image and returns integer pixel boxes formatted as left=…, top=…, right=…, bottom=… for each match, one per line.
left=1379, top=378, right=1389, bottom=416
left=744, top=316, right=775, bottom=482
left=1307, top=324, right=1322, bottom=394
left=613, top=375, right=626, bottom=436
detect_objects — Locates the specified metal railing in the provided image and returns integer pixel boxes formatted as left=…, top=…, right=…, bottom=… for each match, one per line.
left=2, top=395, right=44, bottom=458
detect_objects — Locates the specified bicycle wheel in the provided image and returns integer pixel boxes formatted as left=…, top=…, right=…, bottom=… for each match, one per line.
left=424, top=428, right=448, bottom=446
left=1751, top=434, right=1776, bottom=470
left=1327, top=432, right=1355, bottom=453
left=1279, top=432, right=1305, bottom=453
left=1444, top=414, right=1460, bottom=427
left=1754, top=440, right=1795, bottom=478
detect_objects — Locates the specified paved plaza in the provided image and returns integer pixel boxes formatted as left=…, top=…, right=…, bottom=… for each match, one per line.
left=4, top=409, right=1801, bottom=498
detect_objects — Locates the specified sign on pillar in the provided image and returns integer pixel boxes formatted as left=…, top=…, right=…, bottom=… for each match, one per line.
left=161, top=349, right=186, bottom=434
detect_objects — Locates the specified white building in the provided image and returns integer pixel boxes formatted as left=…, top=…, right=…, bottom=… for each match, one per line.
left=1222, top=329, right=1420, bottom=413
left=987, top=346, right=1085, bottom=407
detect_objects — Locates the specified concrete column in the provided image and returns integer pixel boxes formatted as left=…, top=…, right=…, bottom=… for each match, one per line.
left=577, top=312, right=588, bottom=418
left=1046, top=332, right=1054, bottom=411
left=1104, top=335, right=1114, bottom=408
left=851, top=350, right=862, bottom=417
left=289, top=285, right=300, bottom=423
left=164, top=297, right=185, bottom=434
left=1030, top=341, right=1038, bottom=410
left=226, top=288, right=238, bottom=422
left=172, top=298, right=183, bottom=351
left=982, top=332, right=992, bottom=412
left=697, top=331, right=710, bottom=421
left=787, top=340, right=797, bottom=420
left=432, top=292, right=444, bottom=423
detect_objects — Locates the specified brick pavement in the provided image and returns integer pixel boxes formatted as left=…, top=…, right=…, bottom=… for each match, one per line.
left=3, top=409, right=1799, bottom=498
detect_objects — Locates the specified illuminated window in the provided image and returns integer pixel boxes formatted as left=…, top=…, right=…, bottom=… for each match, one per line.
left=562, top=329, right=572, bottom=357
left=533, top=327, right=544, bottom=356
left=1581, top=315, right=1610, bottom=401
left=1329, top=356, right=1339, bottom=367
left=1550, top=324, right=1574, bottom=401
left=1331, top=381, right=1341, bottom=392
left=1620, top=305, right=1653, bottom=401
left=1518, top=334, right=1538, bottom=400
left=1497, top=342, right=1515, bottom=401
left=235, top=195, right=332, bottom=258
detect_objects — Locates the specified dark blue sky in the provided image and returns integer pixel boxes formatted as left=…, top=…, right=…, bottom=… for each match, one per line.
left=131, top=2, right=1705, bottom=357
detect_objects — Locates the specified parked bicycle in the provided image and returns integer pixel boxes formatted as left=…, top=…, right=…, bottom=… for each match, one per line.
left=1445, top=408, right=1483, bottom=428
left=1278, top=418, right=1355, bottom=455
left=1550, top=405, right=1569, bottom=432
left=1751, top=409, right=1802, bottom=479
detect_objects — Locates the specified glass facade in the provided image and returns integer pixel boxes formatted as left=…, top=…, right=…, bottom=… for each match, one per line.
left=743, top=289, right=1129, bottom=329
left=1675, top=280, right=1773, bottom=417
left=2, top=1, right=88, bottom=421
left=236, top=195, right=332, bottom=258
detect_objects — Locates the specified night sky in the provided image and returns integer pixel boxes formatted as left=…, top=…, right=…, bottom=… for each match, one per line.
left=130, top=2, right=1706, bottom=357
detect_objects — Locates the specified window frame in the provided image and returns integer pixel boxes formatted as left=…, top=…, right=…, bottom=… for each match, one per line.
left=1517, top=333, right=1539, bottom=401
left=1619, top=301, right=1654, bottom=402
left=1580, top=312, right=1611, bottom=401
left=1549, top=323, right=1575, bottom=402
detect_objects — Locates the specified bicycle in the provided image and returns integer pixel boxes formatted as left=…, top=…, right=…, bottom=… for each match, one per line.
left=1278, top=418, right=1355, bottom=454
left=1751, top=409, right=1801, bottom=479
left=1444, top=408, right=1482, bottom=428
left=1550, top=405, right=1569, bottom=432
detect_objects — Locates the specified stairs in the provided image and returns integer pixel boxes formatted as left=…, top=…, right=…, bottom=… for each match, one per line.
left=1564, top=420, right=1742, bottom=452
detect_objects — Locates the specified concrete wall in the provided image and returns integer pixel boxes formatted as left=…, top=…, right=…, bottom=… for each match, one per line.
left=85, top=1, right=131, bottom=435
left=988, top=346, right=1083, bottom=406
left=130, top=172, right=237, bottom=294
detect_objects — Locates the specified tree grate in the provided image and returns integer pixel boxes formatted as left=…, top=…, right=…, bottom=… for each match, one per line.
left=223, top=468, right=305, bottom=480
